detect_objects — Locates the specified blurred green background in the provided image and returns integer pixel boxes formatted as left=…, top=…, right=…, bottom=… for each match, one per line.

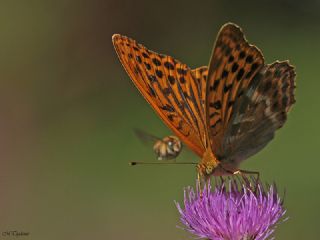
left=0, top=0, right=319, bottom=239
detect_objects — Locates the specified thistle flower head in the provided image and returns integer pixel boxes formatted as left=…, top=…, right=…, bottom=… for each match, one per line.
left=176, top=178, right=286, bottom=240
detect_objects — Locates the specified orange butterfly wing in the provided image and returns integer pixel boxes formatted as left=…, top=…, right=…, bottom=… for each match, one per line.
left=112, top=34, right=206, bottom=157
left=205, top=23, right=296, bottom=164
left=191, top=66, right=208, bottom=112
left=205, top=23, right=265, bottom=154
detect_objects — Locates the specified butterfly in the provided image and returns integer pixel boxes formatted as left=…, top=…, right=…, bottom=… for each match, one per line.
left=112, top=23, right=296, bottom=179
left=134, top=129, right=182, bottom=161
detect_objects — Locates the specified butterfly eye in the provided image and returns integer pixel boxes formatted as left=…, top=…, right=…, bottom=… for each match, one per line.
left=168, top=141, right=173, bottom=146
left=205, top=166, right=213, bottom=175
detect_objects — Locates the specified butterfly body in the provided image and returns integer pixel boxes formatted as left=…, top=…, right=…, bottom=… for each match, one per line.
left=113, top=23, right=296, bottom=178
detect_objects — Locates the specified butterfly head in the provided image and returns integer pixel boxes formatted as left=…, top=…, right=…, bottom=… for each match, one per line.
left=197, top=163, right=216, bottom=176
left=197, top=150, right=220, bottom=177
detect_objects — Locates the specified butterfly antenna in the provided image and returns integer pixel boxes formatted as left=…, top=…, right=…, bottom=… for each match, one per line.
left=129, top=161, right=198, bottom=166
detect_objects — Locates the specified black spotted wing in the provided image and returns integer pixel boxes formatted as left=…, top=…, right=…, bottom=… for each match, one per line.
left=205, top=23, right=296, bottom=165
left=222, top=61, right=296, bottom=164
left=113, top=34, right=206, bottom=157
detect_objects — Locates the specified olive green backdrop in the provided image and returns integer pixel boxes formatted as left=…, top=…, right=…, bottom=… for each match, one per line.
left=0, top=0, right=319, bottom=239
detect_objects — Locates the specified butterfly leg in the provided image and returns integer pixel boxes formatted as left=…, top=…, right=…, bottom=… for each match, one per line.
left=238, top=169, right=260, bottom=181
left=197, top=172, right=203, bottom=198
left=198, top=173, right=210, bottom=198
left=233, top=169, right=259, bottom=177
left=233, top=169, right=260, bottom=190
left=205, top=177, right=210, bottom=197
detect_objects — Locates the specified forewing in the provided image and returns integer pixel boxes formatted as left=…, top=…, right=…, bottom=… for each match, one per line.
left=191, top=66, right=208, bottom=113
left=222, top=61, right=296, bottom=163
left=205, top=23, right=264, bottom=153
left=113, top=34, right=206, bottom=156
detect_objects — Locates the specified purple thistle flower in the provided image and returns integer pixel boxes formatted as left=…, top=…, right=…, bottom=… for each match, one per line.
left=176, top=178, right=286, bottom=240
